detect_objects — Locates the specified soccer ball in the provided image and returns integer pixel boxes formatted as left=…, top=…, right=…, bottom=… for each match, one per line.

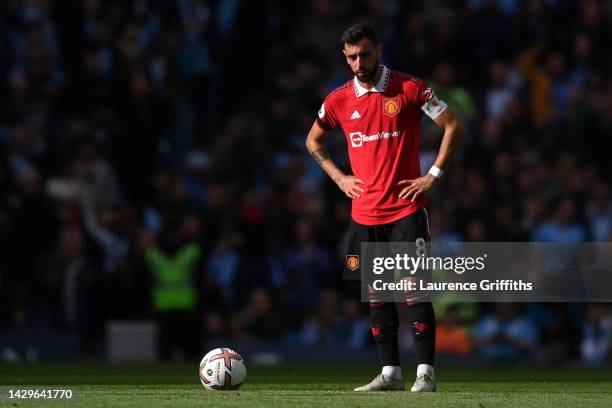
left=198, top=348, right=246, bottom=390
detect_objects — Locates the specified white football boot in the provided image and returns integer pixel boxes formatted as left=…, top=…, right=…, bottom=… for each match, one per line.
left=410, top=374, right=436, bottom=392
left=353, top=374, right=405, bottom=391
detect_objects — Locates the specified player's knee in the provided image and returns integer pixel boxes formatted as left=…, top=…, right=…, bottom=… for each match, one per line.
left=405, top=292, right=430, bottom=305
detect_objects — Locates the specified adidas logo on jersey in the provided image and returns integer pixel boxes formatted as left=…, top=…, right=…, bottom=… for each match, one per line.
left=350, top=110, right=361, bottom=120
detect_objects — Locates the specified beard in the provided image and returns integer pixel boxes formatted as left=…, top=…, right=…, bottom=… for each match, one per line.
left=355, top=59, right=379, bottom=83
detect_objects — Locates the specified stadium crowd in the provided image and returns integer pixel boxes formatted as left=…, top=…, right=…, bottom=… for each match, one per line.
left=1, top=0, right=611, bottom=363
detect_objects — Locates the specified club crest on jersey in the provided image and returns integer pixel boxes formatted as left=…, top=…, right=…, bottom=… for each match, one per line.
left=346, top=255, right=360, bottom=271
left=382, top=97, right=401, bottom=117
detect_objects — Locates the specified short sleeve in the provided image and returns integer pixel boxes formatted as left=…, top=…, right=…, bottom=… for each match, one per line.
left=415, top=82, right=448, bottom=120
left=316, top=97, right=339, bottom=130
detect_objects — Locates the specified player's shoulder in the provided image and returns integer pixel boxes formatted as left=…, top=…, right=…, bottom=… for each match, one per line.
left=389, top=69, right=426, bottom=89
left=324, top=80, right=353, bottom=104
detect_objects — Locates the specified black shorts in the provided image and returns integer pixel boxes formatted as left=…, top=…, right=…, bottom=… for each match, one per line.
left=342, top=206, right=430, bottom=281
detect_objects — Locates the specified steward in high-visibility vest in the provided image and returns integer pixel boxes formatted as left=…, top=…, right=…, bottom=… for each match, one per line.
left=145, top=243, right=201, bottom=311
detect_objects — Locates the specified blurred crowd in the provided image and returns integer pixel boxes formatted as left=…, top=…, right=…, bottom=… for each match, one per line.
left=1, top=0, right=611, bottom=363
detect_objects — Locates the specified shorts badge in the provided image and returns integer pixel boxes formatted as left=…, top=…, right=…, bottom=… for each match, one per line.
left=346, top=255, right=360, bottom=271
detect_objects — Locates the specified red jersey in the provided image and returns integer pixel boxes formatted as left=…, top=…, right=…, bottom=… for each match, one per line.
left=316, top=66, right=446, bottom=226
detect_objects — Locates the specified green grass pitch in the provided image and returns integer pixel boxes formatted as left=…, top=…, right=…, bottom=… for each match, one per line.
left=2, top=363, right=612, bottom=407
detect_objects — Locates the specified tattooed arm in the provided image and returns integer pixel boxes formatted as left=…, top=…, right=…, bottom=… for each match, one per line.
left=306, top=121, right=364, bottom=199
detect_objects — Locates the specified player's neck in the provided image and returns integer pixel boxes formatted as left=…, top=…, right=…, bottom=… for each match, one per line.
left=357, top=65, right=384, bottom=90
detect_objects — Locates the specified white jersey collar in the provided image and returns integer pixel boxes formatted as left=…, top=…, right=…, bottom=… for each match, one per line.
left=354, top=65, right=390, bottom=97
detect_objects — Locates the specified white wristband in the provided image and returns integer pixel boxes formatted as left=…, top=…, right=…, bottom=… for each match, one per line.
left=428, top=165, right=444, bottom=179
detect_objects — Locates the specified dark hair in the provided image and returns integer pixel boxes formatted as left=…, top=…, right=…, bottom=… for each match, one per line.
left=341, top=23, right=378, bottom=45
